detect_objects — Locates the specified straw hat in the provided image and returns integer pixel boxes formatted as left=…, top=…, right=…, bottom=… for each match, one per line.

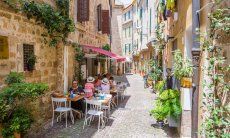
left=102, top=78, right=109, bottom=84
left=87, top=76, right=95, bottom=83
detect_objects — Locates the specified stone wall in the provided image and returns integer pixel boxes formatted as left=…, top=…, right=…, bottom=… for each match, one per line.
left=0, top=0, right=78, bottom=133
left=0, top=1, right=58, bottom=90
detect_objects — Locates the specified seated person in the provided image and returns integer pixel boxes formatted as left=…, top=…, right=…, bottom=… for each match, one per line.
left=84, top=76, right=95, bottom=98
left=101, top=78, right=110, bottom=93
left=109, top=76, right=116, bottom=90
left=69, top=80, right=84, bottom=94
left=94, top=75, right=102, bottom=89
left=68, top=80, right=85, bottom=113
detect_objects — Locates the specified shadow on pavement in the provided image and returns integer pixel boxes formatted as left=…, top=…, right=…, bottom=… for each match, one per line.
left=151, top=123, right=179, bottom=138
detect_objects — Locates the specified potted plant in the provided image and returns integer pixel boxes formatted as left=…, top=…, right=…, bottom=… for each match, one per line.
left=150, top=100, right=169, bottom=128
left=150, top=89, right=182, bottom=128
left=173, top=50, right=193, bottom=88
left=180, top=58, right=193, bottom=88
left=159, top=89, right=182, bottom=127
left=27, top=54, right=37, bottom=71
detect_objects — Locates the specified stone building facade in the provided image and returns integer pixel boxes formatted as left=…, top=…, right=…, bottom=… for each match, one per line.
left=110, top=1, right=124, bottom=75
left=0, top=0, right=110, bottom=133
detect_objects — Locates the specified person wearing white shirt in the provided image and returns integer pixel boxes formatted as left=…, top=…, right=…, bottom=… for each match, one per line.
left=101, top=78, right=110, bottom=93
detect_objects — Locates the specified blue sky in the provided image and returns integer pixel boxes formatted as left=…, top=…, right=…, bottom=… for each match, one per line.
left=116, top=0, right=132, bottom=6
left=122, top=0, right=132, bottom=5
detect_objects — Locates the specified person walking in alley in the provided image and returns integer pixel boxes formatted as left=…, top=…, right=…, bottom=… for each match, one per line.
left=143, top=73, right=148, bottom=89
left=166, top=68, right=173, bottom=89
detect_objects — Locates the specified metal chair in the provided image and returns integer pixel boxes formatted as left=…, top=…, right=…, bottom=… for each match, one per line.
left=101, top=94, right=112, bottom=119
left=83, top=99, right=105, bottom=131
left=51, top=97, right=74, bottom=128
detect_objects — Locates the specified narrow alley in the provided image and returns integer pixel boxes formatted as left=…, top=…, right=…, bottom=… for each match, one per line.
left=41, top=74, right=178, bottom=138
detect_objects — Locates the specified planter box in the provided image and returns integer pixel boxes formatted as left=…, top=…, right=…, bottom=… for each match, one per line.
left=181, top=87, right=192, bottom=110
left=167, top=116, right=179, bottom=127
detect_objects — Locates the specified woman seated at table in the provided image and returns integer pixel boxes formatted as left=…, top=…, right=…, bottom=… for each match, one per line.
left=101, top=78, right=110, bottom=93
left=69, top=80, right=85, bottom=113
left=109, top=76, right=116, bottom=90
left=84, top=76, right=95, bottom=98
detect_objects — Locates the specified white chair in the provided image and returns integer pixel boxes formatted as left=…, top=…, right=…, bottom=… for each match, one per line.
left=83, top=99, right=105, bottom=131
left=101, top=94, right=112, bottom=119
left=51, top=97, right=74, bottom=128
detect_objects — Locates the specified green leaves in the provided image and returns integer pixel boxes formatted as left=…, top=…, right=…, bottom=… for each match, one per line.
left=5, top=0, right=75, bottom=47
left=154, top=81, right=165, bottom=94
left=173, top=50, right=193, bottom=79
left=150, top=89, right=182, bottom=121
left=149, top=59, right=162, bottom=81
left=0, top=72, right=48, bottom=136
left=5, top=72, right=24, bottom=85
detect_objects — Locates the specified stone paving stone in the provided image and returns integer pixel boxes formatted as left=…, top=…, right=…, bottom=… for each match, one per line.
left=36, top=74, right=179, bottom=138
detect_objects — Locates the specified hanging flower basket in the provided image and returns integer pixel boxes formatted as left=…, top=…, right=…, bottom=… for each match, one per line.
left=181, top=77, right=192, bottom=88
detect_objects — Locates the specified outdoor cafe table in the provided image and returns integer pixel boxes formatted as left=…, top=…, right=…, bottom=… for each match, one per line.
left=88, top=94, right=112, bottom=105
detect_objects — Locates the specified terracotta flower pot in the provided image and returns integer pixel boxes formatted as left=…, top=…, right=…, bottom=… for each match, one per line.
left=181, top=77, right=192, bottom=88
left=14, top=132, right=21, bottom=138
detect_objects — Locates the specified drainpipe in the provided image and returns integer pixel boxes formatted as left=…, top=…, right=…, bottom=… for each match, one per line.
left=64, top=46, right=69, bottom=94
left=191, top=0, right=200, bottom=137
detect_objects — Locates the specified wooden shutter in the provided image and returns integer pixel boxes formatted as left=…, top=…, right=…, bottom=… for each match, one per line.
left=97, top=4, right=102, bottom=31
left=102, top=10, right=110, bottom=34
left=77, top=0, right=89, bottom=22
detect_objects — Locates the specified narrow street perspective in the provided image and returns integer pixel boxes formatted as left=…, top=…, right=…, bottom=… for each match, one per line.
left=42, top=74, right=178, bottom=138
left=0, top=0, right=229, bottom=138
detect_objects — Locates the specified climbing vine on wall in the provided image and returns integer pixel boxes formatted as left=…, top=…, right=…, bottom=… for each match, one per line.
left=3, top=0, right=75, bottom=47
left=72, top=43, right=85, bottom=84
left=155, top=22, right=166, bottom=50
left=200, top=0, right=230, bottom=137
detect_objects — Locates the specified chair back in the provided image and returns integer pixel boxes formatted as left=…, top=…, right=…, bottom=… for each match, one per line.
left=51, top=97, right=68, bottom=111
left=85, top=99, right=102, bottom=113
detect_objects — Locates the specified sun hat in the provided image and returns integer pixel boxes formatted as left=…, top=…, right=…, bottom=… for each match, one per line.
left=87, top=76, right=95, bottom=83
left=102, top=78, right=109, bottom=84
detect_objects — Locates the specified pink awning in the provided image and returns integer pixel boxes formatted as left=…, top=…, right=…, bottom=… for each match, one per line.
left=82, top=45, right=126, bottom=62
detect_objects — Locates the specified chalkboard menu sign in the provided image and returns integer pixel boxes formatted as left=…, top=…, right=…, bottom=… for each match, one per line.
left=0, top=36, right=9, bottom=59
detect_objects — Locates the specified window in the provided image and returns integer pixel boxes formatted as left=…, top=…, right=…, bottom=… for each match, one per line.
left=128, top=27, right=131, bottom=37
left=140, top=8, right=142, bottom=19
left=102, top=10, right=110, bottom=34
left=23, top=44, right=34, bottom=71
left=97, top=4, right=102, bottom=31
left=0, top=36, right=9, bottom=59
left=77, top=0, right=89, bottom=22
left=124, top=13, right=126, bottom=21
left=128, top=11, right=131, bottom=19
left=124, top=44, right=127, bottom=54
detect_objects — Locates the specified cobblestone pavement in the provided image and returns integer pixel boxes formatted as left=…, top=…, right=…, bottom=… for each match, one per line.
left=40, top=74, right=178, bottom=138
